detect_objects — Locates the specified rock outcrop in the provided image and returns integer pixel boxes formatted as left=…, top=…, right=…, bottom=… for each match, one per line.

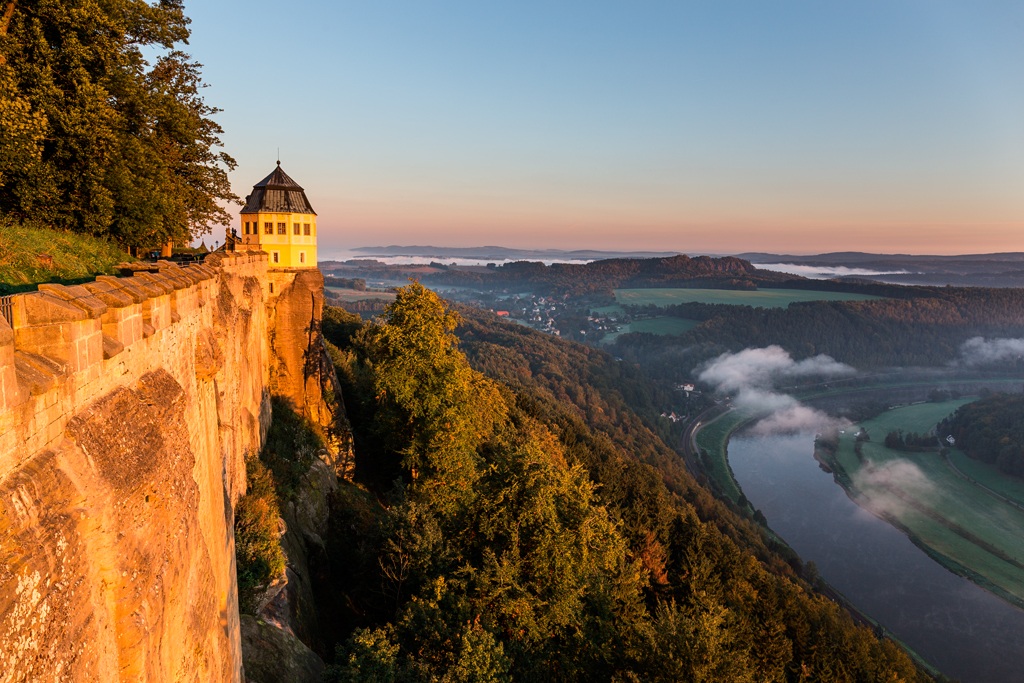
left=239, top=615, right=324, bottom=683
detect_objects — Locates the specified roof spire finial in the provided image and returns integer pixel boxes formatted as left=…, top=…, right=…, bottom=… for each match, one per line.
left=277, top=148, right=280, bottom=166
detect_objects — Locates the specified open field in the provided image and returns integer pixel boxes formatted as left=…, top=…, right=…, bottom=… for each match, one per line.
left=600, top=316, right=702, bottom=344
left=947, top=451, right=1024, bottom=508
left=613, top=287, right=881, bottom=308
left=325, top=287, right=396, bottom=302
left=828, top=399, right=1024, bottom=608
left=695, top=409, right=753, bottom=503
left=629, top=317, right=701, bottom=335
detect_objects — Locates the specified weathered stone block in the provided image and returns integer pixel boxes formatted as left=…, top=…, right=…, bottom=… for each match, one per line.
left=102, top=334, right=125, bottom=360
left=12, top=291, right=87, bottom=327
left=38, top=283, right=108, bottom=319
left=0, top=315, right=19, bottom=413
left=96, top=275, right=149, bottom=304
left=13, top=350, right=63, bottom=396
left=131, top=272, right=174, bottom=296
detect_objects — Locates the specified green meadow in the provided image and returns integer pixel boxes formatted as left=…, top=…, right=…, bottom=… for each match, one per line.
left=695, top=409, right=753, bottom=504
left=613, top=287, right=880, bottom=308
left=629, top=317, right=701, bottom=335
left=325, top=287, right=397, bottom=302
left=829, top=399, right=1024, bottom=608
left=599, top=316, right=702, bottom=343
left=947, top=451, right=1024, bottom=508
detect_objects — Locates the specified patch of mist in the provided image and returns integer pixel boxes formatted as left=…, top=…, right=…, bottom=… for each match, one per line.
left=851, top=459, right=935, bottom=519
left=698, top=346, right=855, bottom=435
left=750, top=404, right=851, bottom=436
left=698, top=346, right=854, bottom=394
left=958, top=336, right=1024, bottom=367
left=756, top=263, right=913, bottom=279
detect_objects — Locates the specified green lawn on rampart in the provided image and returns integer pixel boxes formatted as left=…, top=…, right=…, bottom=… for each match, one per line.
left=613, top=287, right=880, bottom=308
left=832, top=399, right=1024, bottom=607
left=0, top=220, right=133, bottom=293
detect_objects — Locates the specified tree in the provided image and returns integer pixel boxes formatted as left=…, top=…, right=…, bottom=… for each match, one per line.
left=361, top=282, right=506, bottom=514
left=0, top=0, right=237, bottom=245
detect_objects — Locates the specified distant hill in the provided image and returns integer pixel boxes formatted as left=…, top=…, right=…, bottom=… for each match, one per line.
left=737, top=251, right=1024, bottom=287
left=424, top=253, right=795, bottom=296
left=351, top=245, right=685, bottom=261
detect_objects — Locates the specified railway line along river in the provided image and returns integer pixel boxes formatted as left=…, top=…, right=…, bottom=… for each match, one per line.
left=728, top=431, right=1024, bottom=683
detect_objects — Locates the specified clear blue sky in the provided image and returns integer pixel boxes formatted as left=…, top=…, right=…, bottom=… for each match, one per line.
left=182, top=1, right=1024, bottom=254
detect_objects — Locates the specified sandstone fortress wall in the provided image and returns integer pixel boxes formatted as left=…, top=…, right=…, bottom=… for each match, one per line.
left=0, top=253, right=326, bottom=682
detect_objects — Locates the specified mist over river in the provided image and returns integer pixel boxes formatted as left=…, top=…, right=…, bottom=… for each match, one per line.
left=728, top=432, right=1024, bottom=683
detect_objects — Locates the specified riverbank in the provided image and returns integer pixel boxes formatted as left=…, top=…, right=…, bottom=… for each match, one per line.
left=690, top=411, right=945, bottom=677
left=728, top=431, right=1024, bottom=683
left=817, top=400, right=1024, bottom=612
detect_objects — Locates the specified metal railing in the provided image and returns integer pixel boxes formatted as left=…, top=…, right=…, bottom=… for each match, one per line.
left=0, top=295, right=13, bottom=328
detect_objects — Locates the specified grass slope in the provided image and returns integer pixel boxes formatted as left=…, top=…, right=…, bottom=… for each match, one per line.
left=695, top=409, right=753, bottom=503
left=613, top=287, right=880, bottom=308
left=0, top=219, right=132, bottom=292
left=828, top=399, right=1024, bottom=608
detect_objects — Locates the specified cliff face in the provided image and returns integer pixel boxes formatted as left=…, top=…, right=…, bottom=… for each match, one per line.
left=0, top=254, right=288, bottom=682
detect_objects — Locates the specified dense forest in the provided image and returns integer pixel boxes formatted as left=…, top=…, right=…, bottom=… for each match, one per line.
left=612, top=287, right=1024, bottom=380
left=940, top=392, right=1024, bottom=479
left=309, top=284, right=935, bottom=682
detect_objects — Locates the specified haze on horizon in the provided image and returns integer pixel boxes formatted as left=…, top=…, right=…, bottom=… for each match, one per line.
left=186, top=1, right=1024, bottom=256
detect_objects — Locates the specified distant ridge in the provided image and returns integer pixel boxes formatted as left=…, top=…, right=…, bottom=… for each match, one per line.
left=736, top=251, right=1024, bottom=263
left=351, top=245, right=685, bottom=260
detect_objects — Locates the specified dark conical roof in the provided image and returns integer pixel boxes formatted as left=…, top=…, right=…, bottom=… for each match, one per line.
left=241, top=163, right=316, bottom=214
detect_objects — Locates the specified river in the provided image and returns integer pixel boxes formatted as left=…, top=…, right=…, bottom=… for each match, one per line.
left=728, top=431, right=1024, bottom=683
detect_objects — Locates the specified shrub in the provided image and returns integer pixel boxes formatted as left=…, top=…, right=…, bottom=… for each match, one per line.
left=235, top=454, right=285, bottom=614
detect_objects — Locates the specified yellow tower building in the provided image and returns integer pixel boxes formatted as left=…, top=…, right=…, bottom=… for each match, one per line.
left=239, top=163, right=318, bottom=268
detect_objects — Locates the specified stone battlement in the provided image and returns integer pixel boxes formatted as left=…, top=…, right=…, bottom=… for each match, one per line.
left=0, top=253, right=268, bottom=473
left=0, top=250, right=275, bottom=682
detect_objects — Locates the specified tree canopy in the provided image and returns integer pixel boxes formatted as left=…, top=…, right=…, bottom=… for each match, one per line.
left=0, top=0, right=236, bottom=246
left=319, top=287, right=932, bottom=682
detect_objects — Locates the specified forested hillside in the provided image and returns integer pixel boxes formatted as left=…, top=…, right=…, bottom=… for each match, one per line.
left=940, top=392, right=1024, bottom=479
left=318, top=285, right=934, bottom=682
left=613, top=287, right=1024, bottom=378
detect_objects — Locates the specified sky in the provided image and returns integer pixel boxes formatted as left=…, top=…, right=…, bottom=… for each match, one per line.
left=181, top=1, right=1024, bottom=255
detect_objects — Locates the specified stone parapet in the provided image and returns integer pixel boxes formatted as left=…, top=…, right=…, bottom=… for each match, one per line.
left=0, top=251, right=270, bottom=683
left=0, top=252, right=269, bottom=473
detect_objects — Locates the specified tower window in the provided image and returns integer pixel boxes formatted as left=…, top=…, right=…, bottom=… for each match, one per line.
left=300, top=252, right=306, bottom=263
left=277, top=222, right=286, bottom=235
left=264, top=222, right=273, bottom=235
left=303, top=223, right=310, bottom=235
left=293, top=223, right=300, bottom=235
left=244, top=222, right=249, bottom=235
left=272, top=251, right=280, bottom=264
